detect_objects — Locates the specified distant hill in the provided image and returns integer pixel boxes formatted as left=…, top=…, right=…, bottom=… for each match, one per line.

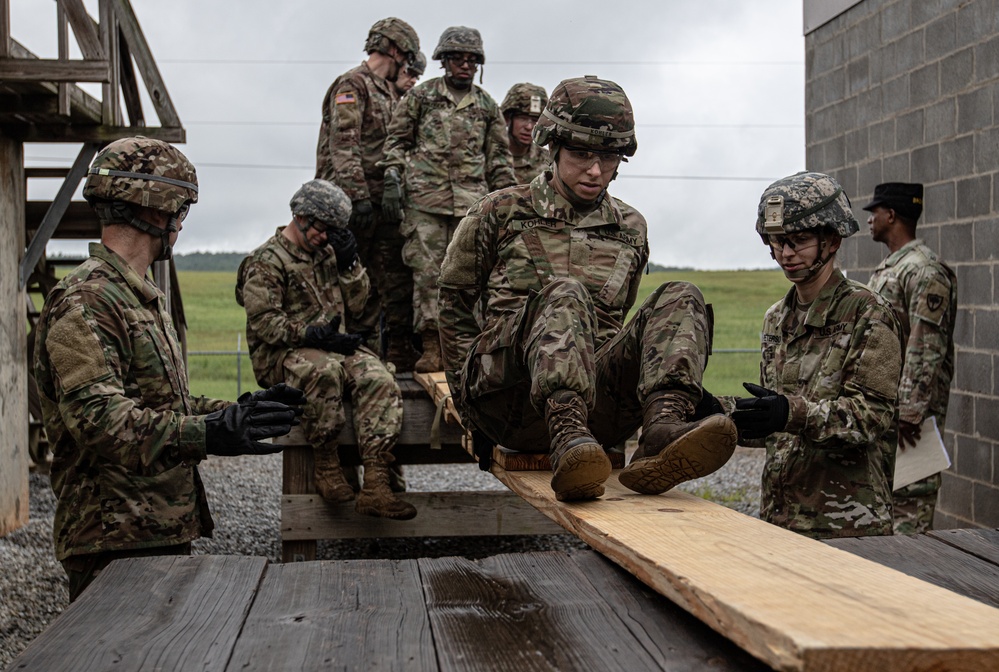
left=173, top=251, right=248, bottom=272
left=647, top=262, right=693, bottom=273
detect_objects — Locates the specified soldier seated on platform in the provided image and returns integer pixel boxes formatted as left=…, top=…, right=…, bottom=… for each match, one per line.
left=729, top=171, right=903, bottom=540
left=237, top=179, right=417, bottom=520
left=438, top=76, right=738, bottom=502
left=33, top=137, right=304, bottom=602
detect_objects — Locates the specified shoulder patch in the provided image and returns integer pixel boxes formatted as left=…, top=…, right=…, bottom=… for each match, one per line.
left=46, top=306, right=112, bottom=394
left=335, top=92, right=356, bottom=105
left=914, top=277, right=952, bottom=326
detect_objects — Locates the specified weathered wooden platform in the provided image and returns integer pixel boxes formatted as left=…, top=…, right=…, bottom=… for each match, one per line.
left=8, top=551, right=767, bottom=671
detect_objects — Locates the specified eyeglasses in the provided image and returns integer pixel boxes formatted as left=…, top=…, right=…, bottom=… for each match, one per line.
left=767, top=231, right=819, bottom=253
left=446, top=54, right=480, bottom=67
left=307, top=217, right=330, bottom=234
left=562, top=146, right=622, bottom=170
left=174, top=203, right=190, bottom=222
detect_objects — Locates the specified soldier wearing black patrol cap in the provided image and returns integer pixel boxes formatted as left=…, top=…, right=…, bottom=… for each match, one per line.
left=864, top=182, right=957, bottom=535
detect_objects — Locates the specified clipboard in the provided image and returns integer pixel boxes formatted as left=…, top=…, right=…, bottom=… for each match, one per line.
left=893, top=416, right=951, bottom=491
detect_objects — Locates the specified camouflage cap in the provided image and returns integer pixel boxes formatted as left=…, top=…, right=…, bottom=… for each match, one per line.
left=407, top=50, right=427, bottom=76
left=532, top=76, right=637, bottom=156
left=501, top=83, right=548, bottom=118
left=756, top=171, right=859, bottom=239
left=289, top=179, right=352, bottom=227
left=83, top=136, right=198, bottom=214
left=366, top=17, right=419, bottom=58
left=432, top=26, right=484, bottom=62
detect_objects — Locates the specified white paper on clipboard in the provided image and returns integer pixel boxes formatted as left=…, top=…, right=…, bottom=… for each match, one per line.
left=893, top=416, right=950, bottom=491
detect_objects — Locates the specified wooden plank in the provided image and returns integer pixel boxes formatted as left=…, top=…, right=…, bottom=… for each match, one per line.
left=413, top=370, right=461, bottom=424
left=0, top=0, right=9, bottom=59
left=282, top=432, right=317, bottom=562
left=59, top=0, right=104, bottom=59
left=14, top=123, right=185, bottom=143
left=928, top=528, right=999, bottom=565
left=492, top=445, right=625, bottom=471
left=282, top=491, right=564, bottom=540
left=0, top=58, right=110, bottom=82
left=495, top=468, right=999, bottom=672
left=8, top=555, right=267, bottom=671
left=826, top=534, right=999, bottom=608
left=420, top=552, right=674, bottom=671
left=112, top=0, right=180, bottom=127
left=229, top=559, right=437, bottom=671
left=117, top=24, right=145, bottom=126
left=569, top=551, right=769, bottom=671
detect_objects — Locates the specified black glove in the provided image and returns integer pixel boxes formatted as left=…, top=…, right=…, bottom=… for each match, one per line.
left=303, top=315, right=365, bottom=356
left=204, top=400, right=299, bottom=457
left=692, top=386, right=724, bottom=420
left=349, top=198, right=374, bottom=229
left=238, top=383, right=307, bottom=412
left=731, top=382, right=790, bottom=440
left=382, top=168, right=403, bottom=222
left=326, top=226, right=358, bottom=273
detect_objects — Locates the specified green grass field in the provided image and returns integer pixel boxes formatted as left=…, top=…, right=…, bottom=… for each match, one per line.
left=176, top=268, right=788, bottom=401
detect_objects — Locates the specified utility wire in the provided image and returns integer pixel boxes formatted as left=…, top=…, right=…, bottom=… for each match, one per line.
left=182, top=120, right=803, bottom=129
left=160, top=58, right=802, bottom=66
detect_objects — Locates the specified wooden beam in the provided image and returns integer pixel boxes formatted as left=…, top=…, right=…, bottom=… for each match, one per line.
left=0, top=58, right=110, bottom=82
left=113, top=0, right=180, bottom=127
left=496, top=468, right=999, bottom=671
left=25, top=167, right=71, bottom=179
left=282, top=491, right=564, bottom=540
left=58, top=0, right=104, bottom=59
left=117, top=24, right=144, bottom=127
left=98, top=0, right=118, bottom=125
left=0, top=0, right=9, bottom=59
left=19, top=143, right=99, bottom=289
left=56, top=2, right=70, bottom=116
left=25, top=200, right=100, bottom=238
left=12, top=123, right=184, bottom=143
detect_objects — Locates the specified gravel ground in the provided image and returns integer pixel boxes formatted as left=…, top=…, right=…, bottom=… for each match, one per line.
left=0, top=448, right=763, bottom=669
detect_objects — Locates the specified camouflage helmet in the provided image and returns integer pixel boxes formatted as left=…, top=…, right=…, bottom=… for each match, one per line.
left=289, top=179, right=351, bottom=228
left=408, top=50, right=427, bottom=76
left=756, top=171, right=859, bottom=240
left=432, top=26, right=485, bottom=63
left=83, top=136, right=198, bottom=214
left=532, top=76, right=637, bottom=157
left=365, top=17, right=419, bottom=59
left=501, top=83, right=548, bottom=118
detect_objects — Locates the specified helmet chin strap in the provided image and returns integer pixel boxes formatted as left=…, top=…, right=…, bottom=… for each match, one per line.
left=108, top=202, right=177, bottom=261
left=772, top=231, right=834, bottom=282
left=293, top=215, right=320, bottom=253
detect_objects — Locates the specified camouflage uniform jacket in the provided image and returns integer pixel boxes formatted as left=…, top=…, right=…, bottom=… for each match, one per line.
left=380, top=76, right=516, bottom=216
left=237, top=228, right=370, bottom=387
left=512, top=144, right=551, bottom=186
left=438, top=171, right=648, bottom=398
left=868, top=239, right=956, bottom=427
left=34, top=243, right=225, bottom=561
left=315, top=61, right=399, bottom=201
left=758, top=269, right=902, bottom=539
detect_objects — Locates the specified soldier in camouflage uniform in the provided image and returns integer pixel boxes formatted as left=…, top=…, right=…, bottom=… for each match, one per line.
left=315, top=18, right=421, bottom=370
left=394, top=50, right=426, bottom=95
left=730, top=171, right=903, bottom=539
left=33, top=137, right=303, bottom=601
left=380, top=26, right=516, bottom=373
left=863, top=182, right=957, bottom=534
left=439, top=76, right=738, bottom=502
left=501, top=83, right=551, bottom=185
left=236, top=180, right=416, bottom=520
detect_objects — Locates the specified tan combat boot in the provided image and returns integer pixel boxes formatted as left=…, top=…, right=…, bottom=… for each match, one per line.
left=313, top=445, right=355, bottom=504
left=414, top=329, right=443, bottom=373
left=356, top=458, right=418, bottom=520
left=546, top=390, right=612, bottom=502
left=618, top=392, right=737, bottom=495
left=385, top=332, right=419, bottom=372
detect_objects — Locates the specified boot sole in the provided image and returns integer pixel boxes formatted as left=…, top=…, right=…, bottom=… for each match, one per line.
left=316, top=486, right=356, bottom=504
left=551, top=443, right=613, bottom=502
left=355, top=501, right=418, bottom=520
left=618, top=415, right=737, bottom=495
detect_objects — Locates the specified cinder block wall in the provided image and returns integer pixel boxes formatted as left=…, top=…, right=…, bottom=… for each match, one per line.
left=804, top=0, right=999, bottom=528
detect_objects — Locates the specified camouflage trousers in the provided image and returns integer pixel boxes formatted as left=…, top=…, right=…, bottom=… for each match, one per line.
left=892, top=472, right=941, bottom=535
left=401, top=208, right=463, bottom=333
left=456, top=277, right=710, bottom=452
left=281, top=346, right=403, bottom=458
left=347, top=206, right=414, bottom=350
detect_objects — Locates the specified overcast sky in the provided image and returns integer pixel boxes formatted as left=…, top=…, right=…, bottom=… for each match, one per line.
left=15, top=0, right=805, bottom=270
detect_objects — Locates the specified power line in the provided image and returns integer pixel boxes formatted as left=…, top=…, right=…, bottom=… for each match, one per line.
left=181, top=120, right=802, bottom=129
left=160, top=58, right=802, bottom=67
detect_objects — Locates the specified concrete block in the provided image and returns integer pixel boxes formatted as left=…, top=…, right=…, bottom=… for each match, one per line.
left=846, top=14, right=881, bottom=61
left=881, top=75, right=910, bottom=116
left=939, top=47, right=974, bottom=96
left=948, top=389, right=976, bottom=429
left=940, top=134, right=975, bottom=179
left=848, top=55, right=870, bottom=94
left=940, top=221, right=973, bottom=262
left=858, top=158, right=884, bottom=194
left=956, top=175, right=992, bottom=218
left=846, top=128, right=869, bottom=164
left=805, top=143, right=824, bottom=172
left=957, top=0, right=998, bottom=44
left=816, top=66, right=846, bottom=107
left=910, top=62, right=941, bottom=108
left=857, top=85, right=884, bottom=126
left=921, top=224, right=943, bottom=253
left=957, top=264, right=994, bottom=305
left=896, top=109, right=925, bottom=147
left=923, top=98, right=957, bottom=143
left=974, top=127, right=999, bottom=172
left=975, top=35, right=999, bottom=83
left=881, top=1, right=912, bottom=43
left=911, top=144, right=940, bottom=181
left=973, top=481, right=999, bottom=526
left=882, top=152, right=910, bottom=181
left=956, top=350, right=992, bottom=395
left=957, top=87, right=993, bottom=134
left=925, top=181, right=956, bottom=222
left=953, top=434, right=994, bottom=480
left=811, top=36, right=845, bottom=76
left=832, top=165, right=858, bottom=198
left=894, top=30, right=927, bottom=73
left=973, top=218, right=999, bottom=260
left=825, top=134, right=847, bottom=168
left=870, top=119, right=896, bottom=154
left=925, top=12, right=957, bottom=60
left=938, top=470, right=974, bottom=519
left=982, top=310, right=999, bottom=350
left=954, top=307, right=974, bottom=349
left=913, top=0, right=965, bottom=27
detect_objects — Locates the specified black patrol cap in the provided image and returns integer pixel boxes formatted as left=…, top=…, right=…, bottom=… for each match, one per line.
left=862, top=182, right=923, bottom=221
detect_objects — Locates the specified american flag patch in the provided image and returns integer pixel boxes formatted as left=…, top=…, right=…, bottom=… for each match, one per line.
left=335, top=92, right=356, bottom=104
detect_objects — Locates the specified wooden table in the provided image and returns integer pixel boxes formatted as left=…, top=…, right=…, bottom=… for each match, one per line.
left=8, top=551, right=766, bottom=671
